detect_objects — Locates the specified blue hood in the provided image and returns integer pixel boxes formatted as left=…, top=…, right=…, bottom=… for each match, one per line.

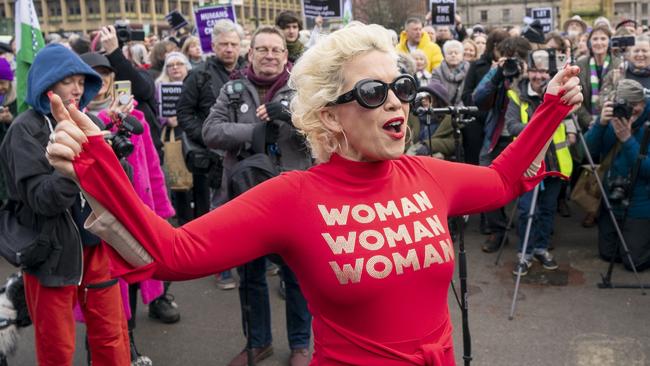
left=25, top=44, right=102, bottom=115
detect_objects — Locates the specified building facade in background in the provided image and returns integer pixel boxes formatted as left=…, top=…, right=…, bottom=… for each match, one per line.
left=0, top=0, right=645, bottom=37
left=0, top=0, right=301, bottom=35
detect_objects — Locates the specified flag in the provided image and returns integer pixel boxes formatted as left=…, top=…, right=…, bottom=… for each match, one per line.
left=15, top=0, right=44, bottom=113
left=342, top=0, right=353, bottom=25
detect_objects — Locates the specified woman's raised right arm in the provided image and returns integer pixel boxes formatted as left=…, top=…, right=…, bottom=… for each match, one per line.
left=46, top=94, right=293, bottom=280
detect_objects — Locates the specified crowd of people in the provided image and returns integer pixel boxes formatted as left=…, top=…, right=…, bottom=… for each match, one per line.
left=0, top=8, right=647, bottom=366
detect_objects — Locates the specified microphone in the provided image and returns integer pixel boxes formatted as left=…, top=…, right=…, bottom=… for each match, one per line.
left=430, top=106, right=480, bottom=116
left=117, top=112, right=144, bottom=135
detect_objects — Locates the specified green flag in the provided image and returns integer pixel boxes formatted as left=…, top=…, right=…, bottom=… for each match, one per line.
left=15, top=0, right=44, bottom=113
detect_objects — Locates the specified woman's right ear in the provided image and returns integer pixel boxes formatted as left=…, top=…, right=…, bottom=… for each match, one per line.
left=319, top=107, right=343, bottom=133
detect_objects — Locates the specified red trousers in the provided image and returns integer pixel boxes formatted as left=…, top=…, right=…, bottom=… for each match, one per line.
left=23, top=243, right=130, bottom=366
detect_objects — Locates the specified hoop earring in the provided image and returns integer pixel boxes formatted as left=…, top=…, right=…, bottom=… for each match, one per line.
left=405, top=124, right=413, bottom=145
left=337, top=130, right=350, bottom=152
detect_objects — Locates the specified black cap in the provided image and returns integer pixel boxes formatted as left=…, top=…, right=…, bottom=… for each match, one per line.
left=0, top=42, right=12, bottom=54
left=522, top=20, right=545, bottom=44
left=80, top=52, right=115, bottom=73
left=615, top=19, right=637, bottom=30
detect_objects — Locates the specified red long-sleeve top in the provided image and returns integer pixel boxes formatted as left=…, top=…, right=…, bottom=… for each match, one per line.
left=73, top=94, right=571, bottom=365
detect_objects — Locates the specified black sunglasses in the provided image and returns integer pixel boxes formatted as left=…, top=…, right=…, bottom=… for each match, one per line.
left=328, top=74, right=417, bottom=109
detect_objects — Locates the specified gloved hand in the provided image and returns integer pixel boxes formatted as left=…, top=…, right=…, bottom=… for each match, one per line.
left=265, top=101, right=292, bottom=123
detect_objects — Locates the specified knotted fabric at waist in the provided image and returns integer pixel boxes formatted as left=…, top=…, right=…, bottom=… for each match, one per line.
left=311, top=311, right=455, bottom=366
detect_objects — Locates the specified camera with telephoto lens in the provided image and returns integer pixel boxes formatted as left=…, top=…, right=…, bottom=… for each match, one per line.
left=612, top=99, right=633, bottom=120
left=114, top=22, right=145, bottom=45
left=607, top=175, right=631, bottom=204
left=105, top=114, right=143, bottom=159
left=502, top=58, right=522, bottom=79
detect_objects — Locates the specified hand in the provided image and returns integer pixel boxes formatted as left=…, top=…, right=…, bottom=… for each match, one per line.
left=0, top=107, right=12, bottom=123
left=455, top=14, right=462, bottom=25
left=45, top=92, right=103, bottom=180
left=256, top=104, right=270, bottom=122
left=265, top=101, right=291, bottom=123
left=567, top=133, right=577, bottom=145
left=108, top=93, right=134, bottom=119
left=546, top=64, right=582, bottom=113
left=100, top=26, right=119, bottom=55
left=167, top=116, right=178, bottom=127
left=425, top=12, right=432, bottom=22
left=600, top=101, right=613, bottom=125
left=611, top=117, right=632, bottom=142
left=315, top=15, right=324, bottom=26
left=492, top=57, right=507, bottom=68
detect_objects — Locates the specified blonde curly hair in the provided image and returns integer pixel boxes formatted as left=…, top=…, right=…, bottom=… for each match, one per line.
left=289, top=22, right=396, bottom=163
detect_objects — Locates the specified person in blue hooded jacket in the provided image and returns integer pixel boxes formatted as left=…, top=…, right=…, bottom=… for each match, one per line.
left=585, top=78, right=650, bottom=272
left=0, top=44, right=131, bottom=365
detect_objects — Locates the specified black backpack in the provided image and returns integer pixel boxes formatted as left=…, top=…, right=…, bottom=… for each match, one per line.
left=228, top=153, right=279, bottom=199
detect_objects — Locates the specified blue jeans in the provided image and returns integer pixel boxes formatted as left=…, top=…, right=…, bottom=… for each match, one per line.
left=517, top=178, right=562, bottom=255
left=237, top=257, right=312, bottom=349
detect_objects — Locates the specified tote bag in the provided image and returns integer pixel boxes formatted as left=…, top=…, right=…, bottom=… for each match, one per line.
left=161, top=126, right=193, bottom=191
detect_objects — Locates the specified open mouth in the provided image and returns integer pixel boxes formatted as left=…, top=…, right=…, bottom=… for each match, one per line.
left=382, top=118, right=405, bottom=139
left=383, top=118, right=403, bottom=132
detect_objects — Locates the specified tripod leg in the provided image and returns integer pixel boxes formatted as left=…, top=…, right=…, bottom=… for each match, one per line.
left=495, top=198, right=519, bottom=266
left=572, top=129, right=646, bottom=293
left=509, top=184, right=539, bottom=320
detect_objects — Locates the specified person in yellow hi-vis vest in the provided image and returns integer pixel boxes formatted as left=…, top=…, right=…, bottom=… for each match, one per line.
left=505, top=50, right=576, bottom=276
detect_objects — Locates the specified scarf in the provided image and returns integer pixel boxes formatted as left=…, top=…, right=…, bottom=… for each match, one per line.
left=628, top=63, right=650, bottom=78
left=589, top=55, right=610, bottom=117
left=241, top=63, right=292, bottom=103
left=86, top=97, right=112, bottom=116
left=286, top=40, right=304, bottom=63
left=439, top=61, right=467, bottom=83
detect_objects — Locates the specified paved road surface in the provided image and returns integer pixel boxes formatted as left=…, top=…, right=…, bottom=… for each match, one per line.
left=2, top=203, right=649, bottom=365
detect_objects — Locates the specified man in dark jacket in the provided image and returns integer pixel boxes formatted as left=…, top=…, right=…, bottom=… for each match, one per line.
left=176, top=19, right=246, bottom=219
left=202, top=26, right=312, bottom=366
left=0, top=44, right=130, bottom=366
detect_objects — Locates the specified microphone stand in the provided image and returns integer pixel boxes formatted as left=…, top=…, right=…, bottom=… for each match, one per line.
left=598, top=120, right=650, bottom=292
left=449, top=111, right=472, bottom=366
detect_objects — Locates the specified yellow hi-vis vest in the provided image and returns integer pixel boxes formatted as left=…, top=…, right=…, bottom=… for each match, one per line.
left=507, top=90, right=573, bottom=176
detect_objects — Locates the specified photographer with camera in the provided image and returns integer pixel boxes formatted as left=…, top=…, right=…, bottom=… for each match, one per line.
left=585, top=79, right=650, bottom=272
left=473, top=36, right=531, bottom=252
left=96, top=25, right=164, bottom=163
left=505, top=50, right=576, bottom=275
left=0, top=44, right=130, bottom=366
left=202, top=26, right=312, bottom=366
left=81, top=52, right=176, bottom=365
left=407, top=81, right=461, bottom=159
left=176, top=20, right=246, bottom=219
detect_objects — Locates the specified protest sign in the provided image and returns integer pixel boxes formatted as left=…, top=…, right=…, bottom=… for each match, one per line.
left=159, top=82, right=183, bottom=118
left=193, top=4, right=237, bottom=53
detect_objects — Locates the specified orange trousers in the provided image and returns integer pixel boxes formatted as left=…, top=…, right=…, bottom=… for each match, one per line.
left=23, top=243, right=130, bottom=366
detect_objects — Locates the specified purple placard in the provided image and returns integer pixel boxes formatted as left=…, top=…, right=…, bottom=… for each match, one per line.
left=193, top=4, right=237, bottom=54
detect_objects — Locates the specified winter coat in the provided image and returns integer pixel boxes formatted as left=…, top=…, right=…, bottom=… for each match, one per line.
left=177, top=56, right=247, bottom=146
left=431, top=60, right=469, bottom=106
left=96, top=109, right=175, bottom=219
left=396, top=31, right=443, bottom=72
left=575, top=55, right=621, bottom=131
left=473, top=66, right=515, bottom=164
left=202, top=77, right=311, bottom=200
left=0, top=44, right=103, bottom=286
left=585, top=103, right=650, bottom=219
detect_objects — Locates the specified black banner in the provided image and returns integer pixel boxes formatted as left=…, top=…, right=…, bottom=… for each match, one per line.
left=302, top=0, right=342, bottom=19
left=429, top=0, right=455, bottom=26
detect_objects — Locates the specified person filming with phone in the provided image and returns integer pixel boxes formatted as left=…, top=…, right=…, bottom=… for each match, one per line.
left=585, top=79, right=650, bottom=272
